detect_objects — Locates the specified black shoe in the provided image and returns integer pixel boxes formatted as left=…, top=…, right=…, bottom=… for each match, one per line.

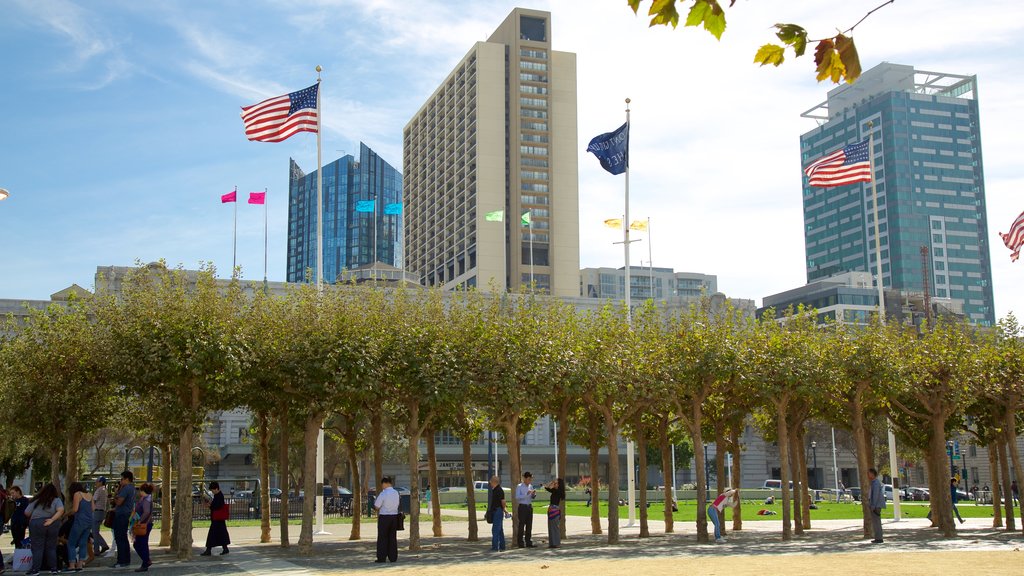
left=375, top=559, right=386, bottom=563
left=200, top=550, right=212, bottom=556
left=526, top=543, right=536, bottom=548
left=134, top=567, right=149, bottom=573
left=220, top=547, right=229, bottom=555
left=871, top=539, right=883, bottom=544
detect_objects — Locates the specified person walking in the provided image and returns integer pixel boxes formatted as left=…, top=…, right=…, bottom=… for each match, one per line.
left=708, top=488, right=738, bottom=543
left=92, top=477, right=110, bottom=557
left=131, top=483, right=154, bottom=572
left=112, top=470, right=137, bottom=568
left=1012, top=480, right=1019, bottom=505
left=927, top=477, right=966, bottom=525
left=66, top=482, right=94, bottom=572
left=373, top=476, right=400, bottom=564
left=514, top=471, right=537, bottom=548
left=24, top=483, right=64, bottom=576
left=201, top=482, right=230, bottom=556
left=488, top=476, right=507, bottom=552
left=544, top=478, right=565, bottom=549
left=867, top=468, right=885, bottom=543
left=9, top=486, right=30, bottom=549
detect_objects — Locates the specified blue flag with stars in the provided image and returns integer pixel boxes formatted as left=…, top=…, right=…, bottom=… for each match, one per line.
left=586, top=122, right=628, bottom=175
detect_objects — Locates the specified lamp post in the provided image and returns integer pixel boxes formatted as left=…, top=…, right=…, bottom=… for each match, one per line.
left=946, top=440, right=956, bottom=479
left=703, top=443, right=710, bottom=492
left=811, top=441, right=818, bottom=490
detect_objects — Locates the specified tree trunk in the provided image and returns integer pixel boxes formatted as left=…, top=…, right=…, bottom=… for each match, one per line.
left=345, top=432, right=361, bottom=540
left=49, top=447, right=61, bottom=489
left=775, top=400, right=792, bottom=541
left=504, top=419, right=523, bottom=545
left=603, top=412, right=621, bottom=545
left=927, top=414, right=955, bottom=537
left=278, top=407, right=290, bottom=547
left=798, top=426, right=811, bottom=530
left=174, top=423, right=195, bottom=559
left=461, top=433, right=478, bottom=541
left=851, top=395, right=873, bottom=539
left=638, top=425, right=649, bottom=538
left=690, top=400, right=709, bottom=543
left=297, top=411, right=324, bottom=555
left=989, top=442, right=1002, bottom=528
left=426, top=428, right=443, bottom=537
left=556, top=407, right=569, bottom=541
left=730, top=426, right=742, bottom=531
left=996, top=432, right=1016, bottom=532
left=588, top=417, right=602, bottom=535
left=65, top=431, right=80, bottom=495
left=405, top=404, right=423, bottom=551
left=658, top=418, right=674, bottom=534
left=371, top=413, right=383, bottom=492
left=788, top=425, right=803, bottom=536
left=1004, top=410, right=1024, bottom=535
left=159, top=442, right=172, bottom=547
left=258, top=412, right=272, bottom=543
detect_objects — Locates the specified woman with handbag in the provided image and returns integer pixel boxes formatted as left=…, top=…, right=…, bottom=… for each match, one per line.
left=66, top=482, right=93, bottom=572
left=544, top=478, right=565, bottom=549
left=24, top=483, right=64, bottom=576
left=201, top=482, right=230, bottom=556
left=131, top=483, right=154, bottom=572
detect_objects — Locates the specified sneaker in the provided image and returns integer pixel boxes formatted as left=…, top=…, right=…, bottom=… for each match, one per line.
left=25, top=571, right=39, bottom=576
left=715, top=537, right=727, bottom=543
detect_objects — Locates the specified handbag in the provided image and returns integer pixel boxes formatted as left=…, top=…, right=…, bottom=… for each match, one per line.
left=547, top=505, right=561, bottom=519
left=12, top=548, right=32, bottom=572
left=211, top=503, right=230, bottom=521
left=397, top=512, right=405, bottom=531
left=103, top=509, right=115, bottom=529
left=132, top=520, right=148, bottom=536
left=484, top=508, right=494, bottom=524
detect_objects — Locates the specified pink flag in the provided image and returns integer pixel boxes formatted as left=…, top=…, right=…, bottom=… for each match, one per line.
left=221, top=191, right=237, bottom=203
left=248, top=192, right=266, bottom=205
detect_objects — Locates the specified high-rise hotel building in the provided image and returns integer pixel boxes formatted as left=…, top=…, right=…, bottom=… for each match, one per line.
left=402, top=8, right=579, bottom=296
left=800, top=63, right=995, bottom=325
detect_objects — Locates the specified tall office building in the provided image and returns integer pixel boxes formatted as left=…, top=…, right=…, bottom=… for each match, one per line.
left=800, top=63, right=995, bottom=326
left=287, top=142, right=402, bottom=283
left=403, top=7, right=580, bottom=296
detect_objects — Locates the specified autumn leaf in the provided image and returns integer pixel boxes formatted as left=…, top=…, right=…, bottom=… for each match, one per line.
left=754, top=44, right=786, bottom=67
left=685, top=0, right=726, bottom=40
left=774, top=23, right=807, bottom=57
left=816, top=51, right=846, bottom=84
left=834, top=34, right=862, bottom=83
left=628, top=0, right=642, bottom=13
left=813, top=38, right=834, bottom=68
left=648, top=0, right=680, bottom=28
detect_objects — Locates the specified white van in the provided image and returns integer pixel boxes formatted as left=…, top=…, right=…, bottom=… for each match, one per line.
left=763, top=479, right=794, bottom=490
left=473, top=481, right=490, bottom=491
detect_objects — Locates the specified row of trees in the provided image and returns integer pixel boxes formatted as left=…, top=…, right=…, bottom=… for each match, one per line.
left=1, top=262, right=1022, bottom=558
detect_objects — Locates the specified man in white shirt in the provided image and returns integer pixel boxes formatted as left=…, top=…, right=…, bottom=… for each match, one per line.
left=514, top=471, right=537, bottom=548
left=374, top=476, right=401, bottom=563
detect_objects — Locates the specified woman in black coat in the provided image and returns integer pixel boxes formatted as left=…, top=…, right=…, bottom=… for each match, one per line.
left=201, top=482, right=230, bottom=556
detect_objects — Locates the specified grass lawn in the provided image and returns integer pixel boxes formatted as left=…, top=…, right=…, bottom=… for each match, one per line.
left=442, top=499, right=1000, bottom=522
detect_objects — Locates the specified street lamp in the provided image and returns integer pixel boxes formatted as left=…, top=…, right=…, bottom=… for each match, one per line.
left=703, top=443, right=710, bottom=492
left=0, top=188, right=9, bottom=201
left=946, top=440, right=956, bottom=479
left=811, top=441, right=818, bottom=490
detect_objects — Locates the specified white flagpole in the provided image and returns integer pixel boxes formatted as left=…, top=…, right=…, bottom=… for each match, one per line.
left=647, top=217, right=653, bottom=298
left=263, top=187, right=268, bottom=291
left=232, top=185, right=238, bottom=276
left=528, top=212, right=534, bottom=287
left=623, top=97, right=636, bottom=527
left=314, top=65, right=329, bottom=536
left=867, top=121, right=901, bottom=521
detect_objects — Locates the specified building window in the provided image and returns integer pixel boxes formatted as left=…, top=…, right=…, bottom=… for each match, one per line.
left=520, top=16, right=547, bottom=42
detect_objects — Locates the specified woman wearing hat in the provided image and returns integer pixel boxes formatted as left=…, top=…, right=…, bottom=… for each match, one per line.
left=92, top=477, right=110, bottom=556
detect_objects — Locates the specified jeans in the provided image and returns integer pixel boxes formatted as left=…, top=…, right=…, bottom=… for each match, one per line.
left=68, top=522, right=91, bottom=563
left=491, top=512, right=505, bottom=551
left=92, top=512, right=108, bottom=553
left=708, top=506, right=721, bottom=540
left=28, top=518, right=59, bottom=573
left=114, top=512, right=132, bottom=565
left=132, top=523, right=153, bottom=566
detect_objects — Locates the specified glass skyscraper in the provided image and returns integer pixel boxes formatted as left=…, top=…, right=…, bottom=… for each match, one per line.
left=287, top=142, right=402, bottom=283
left=799, top=63, right=995, bottom=326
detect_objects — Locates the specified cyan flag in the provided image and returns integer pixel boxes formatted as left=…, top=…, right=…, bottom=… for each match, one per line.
left=355, top=200, right=375, bottom=212
left=586, top=122, right=628, bottom=175
left=384, top=202, right=402, bottom=215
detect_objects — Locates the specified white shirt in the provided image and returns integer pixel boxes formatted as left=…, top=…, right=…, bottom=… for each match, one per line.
left=374, top=486, right=400, bottom=516
left=515, top=482, right=535, bottom=506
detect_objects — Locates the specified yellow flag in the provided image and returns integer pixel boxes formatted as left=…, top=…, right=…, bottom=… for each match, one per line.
left=604, top=218, right=622, bottom=229
left=629, top=220, right=648, bottom=231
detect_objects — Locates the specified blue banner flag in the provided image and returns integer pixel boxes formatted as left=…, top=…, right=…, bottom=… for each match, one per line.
left=355, top=200, right=375, bottom=213
left=384, top=202, right=403, bottom=215
left=586, top=122, right=628, bottom=175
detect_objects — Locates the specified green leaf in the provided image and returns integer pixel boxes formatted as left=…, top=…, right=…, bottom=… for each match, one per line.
left=684, top=0, right=711, bottom=28
left=834, top=34, right=862, bottom=83
left=628, top=0, right=643, bottom=14
left=774, top=23, right=807, bottom=57
left=648, top=0, right=680, bottom=28
left=684, top=0, right=726, bottom=40
left=754, top=44, right=786, bottom=67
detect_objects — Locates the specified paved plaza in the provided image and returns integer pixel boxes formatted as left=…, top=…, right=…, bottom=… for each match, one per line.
left=72, top=510, right=1023, bottom=575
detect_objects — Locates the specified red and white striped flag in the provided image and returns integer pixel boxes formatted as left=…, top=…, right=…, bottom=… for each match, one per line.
left=999, top=210, right=1024, bottom=262
left=240, top=84, right=318, bottom=143
left=804, top=139, right=872, bottom=188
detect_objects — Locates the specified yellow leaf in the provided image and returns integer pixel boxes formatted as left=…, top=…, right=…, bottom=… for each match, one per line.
left=754, top=44, right=786, bottom=67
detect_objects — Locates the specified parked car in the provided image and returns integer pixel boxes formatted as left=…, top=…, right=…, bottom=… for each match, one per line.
left=906, top=487, right=930, bottom=501
left=847, top=486, right=862, bottom=501
left=473, top=481, right=490, bottom=491
left=762, top=479, right=796, bottom=490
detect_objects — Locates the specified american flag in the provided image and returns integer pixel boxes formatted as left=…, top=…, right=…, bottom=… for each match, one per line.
left=240, top=84, right=318, bottom=142
left=999, top=210, right=1024, bottom=262
left=804, top=139, right=872, bottom=188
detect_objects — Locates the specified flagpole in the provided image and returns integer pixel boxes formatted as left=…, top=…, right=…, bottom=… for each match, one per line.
left=314, top=64, right=329, bottom=536
left=263, top=187, right=269, bottom=292
left=529, top=213, right=534, bottom=288
left=647, top=217, right=653, bottom=299
left=867, top=121, right=902, bottom=521
left=373, top=191, right=378, bottom=277
left=232, top=185, right=238, bottom=276
left=623, top=97, right=636, bottom=527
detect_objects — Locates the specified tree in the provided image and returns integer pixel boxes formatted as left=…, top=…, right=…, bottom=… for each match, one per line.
left=627, top=0, right=897, bottom=84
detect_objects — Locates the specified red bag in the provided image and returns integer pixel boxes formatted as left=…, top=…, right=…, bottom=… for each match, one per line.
left=211, top=503, right=229, bottom=521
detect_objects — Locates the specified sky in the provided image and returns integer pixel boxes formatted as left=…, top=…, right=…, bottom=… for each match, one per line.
left=1, top=0, right=1022, bottom=316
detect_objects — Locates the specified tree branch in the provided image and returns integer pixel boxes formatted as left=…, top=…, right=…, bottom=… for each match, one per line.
left=809, top=0, right=896, bottom=42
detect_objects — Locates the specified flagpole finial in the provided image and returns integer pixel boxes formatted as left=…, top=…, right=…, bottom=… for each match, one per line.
left=316, top=65, right=322, bottom=82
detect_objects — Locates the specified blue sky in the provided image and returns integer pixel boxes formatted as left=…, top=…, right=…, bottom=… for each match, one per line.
left=2, top=0, right=1022, bottom=318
